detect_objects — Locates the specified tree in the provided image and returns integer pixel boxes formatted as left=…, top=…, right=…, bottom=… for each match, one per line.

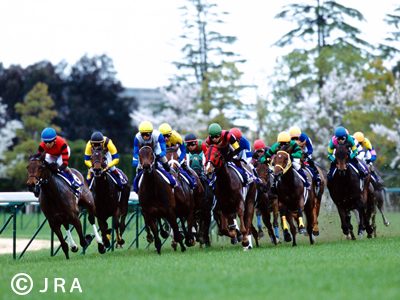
left=172, top=0, right=247, bottom=127
left=379, top=5, right=400, bottom=58
left=61, top=54, right=136, bottom=152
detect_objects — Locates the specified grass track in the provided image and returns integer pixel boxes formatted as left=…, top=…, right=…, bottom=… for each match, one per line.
left=1, top=212, right=399, bottom=300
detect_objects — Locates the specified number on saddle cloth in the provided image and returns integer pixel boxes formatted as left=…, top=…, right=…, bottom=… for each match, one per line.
left=59, top=171, right=83, bottom=194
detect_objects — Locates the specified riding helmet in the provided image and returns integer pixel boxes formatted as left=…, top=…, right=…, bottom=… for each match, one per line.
left=277, top=131, right=291, bottom=143
left=159, top=123, right=172, bottom=135
left=184, top=132, right=197, bottom=142
left=253, top=139, right=266, bottom=150
left=41, top=127, right=57, bottom=142
left=289, top=126, right=301, bottom=137
left=334, top=126, right=347, bottom=138
left=353, top=132, right=365, bottom=143
left=139, top=121, right=153, bottom=133
left=208, top=123, right=222, bottom=136
left=91, top=132, right=104, bottom=143
left=230, top=128, right=242, bottom=139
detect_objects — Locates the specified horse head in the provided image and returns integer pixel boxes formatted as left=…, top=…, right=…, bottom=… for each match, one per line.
left=166, top=145, right=181, bottom=171
left=189, top=153, right=203, bottom=177
left=273, top=145, right=293, bottom=180
left=91, top=149, right=108, bottom=177
left=204, top=144, right=224, bottom=180
left=334, top=143, right=351, bottom=177
left=26, top=150, right=48, bottom=192
left=255, top=159, right=271, bottom=187
left=139, top=142, right=155, bottom=174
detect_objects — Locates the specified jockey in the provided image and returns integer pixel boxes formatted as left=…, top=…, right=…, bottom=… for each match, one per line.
left=353, top=131, right=379, bottom=181
left=230, top=128, right=252, bottom=163
left=251, top=139, right=270, bottom=162
left=132, top=120, right=171, bottom=174
left=38, top=127, right=79, bottom=190
left=260, top=131, right=311, bottom=188
left=184, top=132, right=208, bottom=155
left=84, top=131, right=123, bottom=187
left=289, top=126, right=321, bottom=184
left=159, top=123, right=197, bottom=187
left=327, top=126, right=367, bottom=179
left=205, top=123, right=247, bottom=183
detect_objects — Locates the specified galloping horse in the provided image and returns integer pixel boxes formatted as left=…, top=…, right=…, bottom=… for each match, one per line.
left=89, top=149, right=130, bottom=248
left=165, top=146, right=197, bottom=248
left=204, top=145, right=257, bottom=250
left=137, top=143, right=186, bottom=254
left=189, top=152, right=213, bottom=247
left=273, top=145, right=315, bottom=246
left=253, top=159, right=279, bottom=245
left=27, top=151, right=105, bottom=259
left=327, top=143, right=374, bottom=239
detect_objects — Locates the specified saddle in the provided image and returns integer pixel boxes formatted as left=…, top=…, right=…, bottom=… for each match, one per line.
left=227, top=162, right=256, bottom=187
left=132, top=168, right=178, bottom=193
left=58, top=171, right=83, bottom=196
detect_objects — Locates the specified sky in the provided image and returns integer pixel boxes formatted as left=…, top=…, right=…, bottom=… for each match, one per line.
left=0, top=0, right=399, bottom=99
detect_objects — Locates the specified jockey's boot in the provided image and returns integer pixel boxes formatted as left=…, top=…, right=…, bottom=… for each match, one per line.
left=65, top=167, right=80, bottom=190
left=298, top=169, right=311, bottom=187
left=112, top=169, right=123, bottom=189
left=307, top=159, right=321, bottom=184
left=86, top=171, right=92, bottom=187
left=162, top=161, right=172, bottom=175
left=238, top=165, right=248, bottom=185
left=182, top=162, right=197, bottom=188
left=271, top=180, right=278, bottom=194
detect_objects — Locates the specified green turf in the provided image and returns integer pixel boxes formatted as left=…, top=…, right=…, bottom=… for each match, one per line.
left=1, top=212, right=399, bottom=300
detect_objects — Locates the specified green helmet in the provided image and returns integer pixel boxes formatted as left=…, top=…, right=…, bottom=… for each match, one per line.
left=208, top=123, right=222, bottom=136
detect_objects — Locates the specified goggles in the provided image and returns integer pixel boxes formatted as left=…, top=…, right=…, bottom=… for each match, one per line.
left=187, top=142, right=196, bottom=147
left=141, top=132, right=152, bottom=138
left=210, top=135, right=220, bottom=140
left=163, top=133, right=172, bottom=138
left=91, top=142, right=102, bottom=148
left=256, top=149, right=265, bottom=154
left=291, top=137, right=299, bottom=141
left=44, top=139, right=55, bottom=145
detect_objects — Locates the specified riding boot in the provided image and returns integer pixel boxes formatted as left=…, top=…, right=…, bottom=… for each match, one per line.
left=271, top=180, right=278, bottom=194
left=239, top=165, right=248, bottom=185
left=298, top=169, right=311, bottom=187
left=307, top=159, right=321, bottom=183
left=182, top=163, right=197, bottom=188
left=112, top=169, right=123, bottom=189
left=162, top=161, right=172, bottom=175
left=65, top=167, right=80, bottom=190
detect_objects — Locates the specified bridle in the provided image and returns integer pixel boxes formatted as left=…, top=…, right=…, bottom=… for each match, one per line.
left=275, top=150, right=292, bottom=175
left=28, top=158, right=55, bottom=188
left=140, top=145, right=156, bottom=170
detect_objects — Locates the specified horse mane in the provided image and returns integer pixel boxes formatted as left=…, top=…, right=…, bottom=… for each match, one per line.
left=280, top=144, right=292, bottom=153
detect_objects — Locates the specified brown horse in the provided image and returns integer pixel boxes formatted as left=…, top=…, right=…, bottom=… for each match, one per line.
left=137, top=144, right=186, bottom=254
left=204, top=145, right=257, bottom=250
left=26, top=151, right=105, bottom=259
left=189, top=152, right=213, bottom=247
left=165, top=146, right=198, bottom=248
left=327, top=143, right=374, bottom=239
left=253, top=159, right=279, bottom=245
left=272, top=145, right=315, bottom=246
left=89, top=149, right=130, bottom=249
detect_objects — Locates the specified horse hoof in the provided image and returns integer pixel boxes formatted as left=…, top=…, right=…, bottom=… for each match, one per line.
left=116, top=243, right=123, bottom=249
left=171, top=241, right=178, bottom=251
left=367, top=234, right=373, bottom=239
left=181, top=246, right=186, bottom=252
left=85, top=234, right=94, bottom=245
left=118, top=239, right=125, bottom=245
left=98, top=244, right=106, bottom=254
left=283, top=231, right=292, bottom=242
left=312, top=230, right=320, bottom=236
left=104, top=240, right=111, bottom=248
left=242, top=240, right=250, bottom=248
left=384, top=221, right=390, bottom=227
left=299, top=227, right=306, bottom=234
left=71, top=246, right=79, bottom=253
left=242, top=246, right=249, bottom=251
left=147, top=235, right=154, bottom=244
left=231, top=238, right=238, bottom=245
left=346, top=234, right=352, bottom=240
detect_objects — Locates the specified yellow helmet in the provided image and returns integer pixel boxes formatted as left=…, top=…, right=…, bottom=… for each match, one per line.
left=277, top=131, right=291, bottom=143
left=289, top=126, right=301, bottom=137
left=353, top=131, right=365, bottom=143
left=139, top=121, right=153, bottom=133
left=159, top=123, right=172, bottom=135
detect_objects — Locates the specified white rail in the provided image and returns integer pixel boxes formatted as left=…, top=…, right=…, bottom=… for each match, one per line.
left=0, top=191, right=138, bottom=204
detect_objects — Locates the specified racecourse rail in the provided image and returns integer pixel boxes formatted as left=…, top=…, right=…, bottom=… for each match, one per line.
left=0, top=192, right=145, bottom=259
left=1, top=189, right=398, bottom=259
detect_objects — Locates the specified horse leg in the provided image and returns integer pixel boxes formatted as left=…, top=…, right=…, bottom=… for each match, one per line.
left=166, top=215, right=186, bottom=253
left=312, top=194, right=321, bottom=236
left=272, top=198, right=280, bottom=241
left=377, top=191, right=390, bottom=227
left=63, top=223, right=78, bottom=253
left=304, top=202, right=315, bottom=245
left=338, top=208, right=351, bottom=239
left=50, top=222, right=69, bottom=259
left=279, top=205, right=291, bottom=242
left=287, top=212, right=297, bottom=247
left=97, top=217, right=111, bottom=248
left=158, top=218, right=170, bottom=239
left=261, top=208, right=275, bottom=245
left=184, top=211, right=196, bottom=247
left=202, top=209, right=212, bottom=247
left=146, top=217, right=162, bottom=254
left=71, top=215, right=91, bottom=249
left=87, top=212, right=105, bottom=253
left=113, top=212, right=124, bottom=249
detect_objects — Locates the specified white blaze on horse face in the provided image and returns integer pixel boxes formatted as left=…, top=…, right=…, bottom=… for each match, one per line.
left=204, top=162, right=213, bottom=177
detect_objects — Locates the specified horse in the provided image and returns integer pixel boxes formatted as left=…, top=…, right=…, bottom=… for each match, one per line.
left=272, top=145, right=316, bottom=246
left=165, top=146, right=197, bottom=249
left=189, top=152, right=213, bottom=247
left=253, top=159, right=279, bottom=245
left=26, top=151, right=105, bottom=259
left=327, top=143, right=374, bottom=239
left=137, top=143, right=186, bottom=254
left=204, top=145, right=257, bottom=250
left=369, top=167, right=390, bottom=231
left=89, top=149, right=130, bottom=249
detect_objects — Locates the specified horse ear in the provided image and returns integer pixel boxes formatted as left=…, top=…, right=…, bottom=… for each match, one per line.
left=29, top=149, right=33, bottom=158
left=39, top=151, right=46, bottom=160
left=150, top=140, right=154, bottom=148
left=287, top=146, right=293, bottom=153
left=345, top=142, right=352, bottom=148
left=173, top=144, right=180, bottom=152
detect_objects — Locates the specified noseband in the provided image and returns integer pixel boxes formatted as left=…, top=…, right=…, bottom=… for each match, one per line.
left=28, top=158, right=54, bottom=187
left=275, top=151, right=292, bottom=174
left=140, top=145, right=156, bottom=170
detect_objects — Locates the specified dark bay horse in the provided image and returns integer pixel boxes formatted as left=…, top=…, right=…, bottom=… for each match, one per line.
left=89, top=149, right=130, bottom=249
left=138, top=144, right=186, bottom=254
left=204, top=145, right=257, bottom=250
left=165, top=146, right=197, bottom=248
left=273, top=145, right=315, bottom=246
left=27, top=151, right=105, bottom=259
left=189, top=152, right=213, bottom=247
left=327, top=143, right=374, bottom=239
left=253, top=159, right=279, bottom=245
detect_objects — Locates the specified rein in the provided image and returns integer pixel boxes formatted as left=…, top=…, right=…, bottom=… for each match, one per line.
left=275, top=150, right=292, bottom=174
left=28, top=159, right=56, bottom=187
left=140, top=145, right=156, bottom=170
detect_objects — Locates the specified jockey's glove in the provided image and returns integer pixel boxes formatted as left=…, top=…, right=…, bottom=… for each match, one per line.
left=366, top=159, right=371, bottom=164
left=260, top=156, right=271, bottom=164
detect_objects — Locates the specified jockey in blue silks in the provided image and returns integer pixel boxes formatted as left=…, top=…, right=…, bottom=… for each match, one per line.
left=230, top=127, right=253, bottom=185
left=132, top=120, right=171, bottom=173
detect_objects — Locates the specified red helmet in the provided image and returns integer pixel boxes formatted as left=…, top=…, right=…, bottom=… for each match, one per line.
left=230, top=128, right=242, bottom=139
left=253, top=139, right=266, bottom=150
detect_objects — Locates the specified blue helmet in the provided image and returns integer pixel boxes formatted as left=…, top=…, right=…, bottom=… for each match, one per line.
left=41, top=127, right=57, bottom=142
left=334, top=126, right=347, bottom=138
